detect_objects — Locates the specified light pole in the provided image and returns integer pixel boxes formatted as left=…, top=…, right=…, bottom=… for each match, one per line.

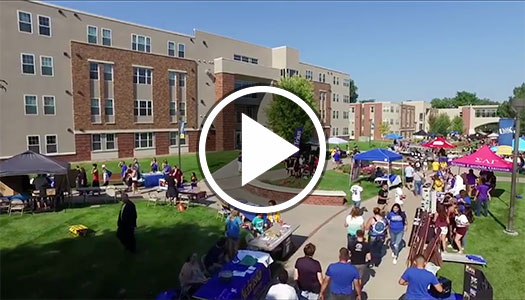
left=505, top=97, right=525, bottom=236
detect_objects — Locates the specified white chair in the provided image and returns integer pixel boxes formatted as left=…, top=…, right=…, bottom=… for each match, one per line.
left=9, top=200, right=25, bottom=215
left=147, top=192, right=160, bottom=206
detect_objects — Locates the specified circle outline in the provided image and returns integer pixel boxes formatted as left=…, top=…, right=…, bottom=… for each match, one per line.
left=199, top=86, right=327, bottom=214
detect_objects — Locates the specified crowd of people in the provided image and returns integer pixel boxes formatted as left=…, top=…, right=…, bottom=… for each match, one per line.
left=285, top=153, right=319, bottom=178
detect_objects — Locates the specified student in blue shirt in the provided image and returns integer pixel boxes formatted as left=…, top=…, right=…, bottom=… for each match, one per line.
left=399, top=254, right=442, bottom=300
left=386, top=204, right=407, bottom=265
left=320, top=248, right=362, bottom=300
left=225, top=210, right=243, bottom=260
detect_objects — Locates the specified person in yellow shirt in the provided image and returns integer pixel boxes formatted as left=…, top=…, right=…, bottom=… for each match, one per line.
left=267, top=200, right=281, bottom=225
left=440, top=160, right=448, bottom=169
left=432, top=161, right=440, bottom=172
left=433, top=175, right=444, bottom=192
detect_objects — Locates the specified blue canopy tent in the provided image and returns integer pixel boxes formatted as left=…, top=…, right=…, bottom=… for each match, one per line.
left=352, top=148, right=403, bottom=186
left=384, top=133, right=403, bottom=140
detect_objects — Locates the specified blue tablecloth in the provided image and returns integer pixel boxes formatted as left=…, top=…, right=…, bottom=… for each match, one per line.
left=143, top=173, right=164, bottom=188
left=193, top=262, right=270, bottom=300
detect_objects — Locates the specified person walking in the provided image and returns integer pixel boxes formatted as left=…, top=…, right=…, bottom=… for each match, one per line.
left=320, top=248, right=361, bottom=300
left=365, top=207, right=388, bottom=267
left=118, top=161, right=127, bottom=184
left=92, top=163, right=100, bottom=188
left=413, top=169, right=424, bottom=196
left=117, top=194, right=137, bottom=253
left=344, top=207, right=364, bottom=248
left=433, top=204, right=450, bottom=252
left=454, top=206, right=471, bottom=253
left=386, top=204, right=407, bottom=264
left=294, top=243, right=323, bottom=300
left=225, top=210, right=243, bottom=260
left=474, top=178, right=491, bottom=217
left=377, top=184, right=389, bottom=212
left=404, top=163, right=415, bottom=190
left=350, top=181, right=363, bottom=208
left=237, top=152, right=242, bottom=174
left=399, top=254, right=443, bottom=300
left=266, top=269, right=298, bottom=300
left=348, top=230, right=371, bottom=281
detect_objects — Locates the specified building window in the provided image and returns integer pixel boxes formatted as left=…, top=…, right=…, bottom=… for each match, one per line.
left=351, top=107, right=355, bottom=113
left=179, top=102, right=186, bottom=121
left=168, top=41, right=175, bottom=57
left=43, top=96, right=55, bottom=115
left=87, top=25, right=97, bottom=44
left=322, top=74, right=326, bottom=83
left=178, top=73, right=186, bottom=87
left=390, top=106, right=394, bottom=113
left=45, top=135, right=57, bottom=154
left=234, top=54, right=258, bottom=64
left=169, top=132, right=187, bottom=146
left=135, top=132, right=154, bottom=149
left=419, top=113, right=424, bottom=121
left=132, top=34, right=151, bottom=52
left=21, top=53, right=35, bottom=74
left=27, top=135, right=40, bottom=153
left=250, top=58, right=258, bottom=64
left=333, top=77, right=336, bottom=84
left=390, top=119, right=394, bottom=125
left=90, top=63, right=98, bottom=80
left=104, top=64, right=113, bottom=81
left=102, top=28, right=112, bottom=46
left=318, top=73, right=322, bottom=82
left=305, top=70, right=313, bottom=80
left=178, top=43, right=185, bottom=58
left=105, top=99, right=114, bottom=122
left=24, top=95, right=37, bottom=115
left=38, top=15, right=51, bottom=36
left=92, top=134, right=115, bottom=151
left=133, top=67, right=152, bottom=84
left=40, top=56, right=53, bottom=76
left=343, top=111, right=349, bottom=119
left=18, top=11, right=32, bottom=33
left=91, top=98, right=100, bottom=121
left=343, top=79, right=350, bottom=87
left=169, top=71, right=176, bottom=86
left=371, top=106, right=374, bottom=113
left=170, top=101, right=176, bottom=119
left=343, top=127, right=349, bottom=135
left=134, top=100, right=153, bottom=116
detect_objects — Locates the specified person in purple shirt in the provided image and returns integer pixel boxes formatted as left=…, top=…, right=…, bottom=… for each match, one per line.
left=474, top=178, right=491, bottom=217
left=399, top=254, right=442, bottom=300
left=466, top=169, right=477, bottom=196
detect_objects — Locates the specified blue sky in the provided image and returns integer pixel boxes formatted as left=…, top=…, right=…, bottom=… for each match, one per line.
left=51, top=1, right=525, bottom=102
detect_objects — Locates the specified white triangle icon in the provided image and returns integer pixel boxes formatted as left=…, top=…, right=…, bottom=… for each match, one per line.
left=241, top=114, right=299, bottom=186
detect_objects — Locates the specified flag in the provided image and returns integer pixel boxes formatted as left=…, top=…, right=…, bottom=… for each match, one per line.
left=498, top=118, right=515, bottom=146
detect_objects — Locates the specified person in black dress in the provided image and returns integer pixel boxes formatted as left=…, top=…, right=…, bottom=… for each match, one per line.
left=166, top=170, right=178, bottom=203
left=117, top=194, right=137, bottom=253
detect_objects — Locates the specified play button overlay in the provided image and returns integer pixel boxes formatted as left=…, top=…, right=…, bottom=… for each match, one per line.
left=199, top=86, right=326, bottom=214
left=241, top=114, right=299, bottom=186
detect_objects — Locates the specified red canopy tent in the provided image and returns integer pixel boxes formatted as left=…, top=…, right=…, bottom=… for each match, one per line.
left=450, top=145, right=513, bottom=172
left=422, top=137, right=457, bottom=148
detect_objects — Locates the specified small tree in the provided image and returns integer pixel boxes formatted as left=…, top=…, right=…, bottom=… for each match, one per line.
left=379, top=122, right=390, bottom=137
left=450, top=116, right=464, bottom=134
left=428, top=113, right=451, bottom=136
left=266, top=76, right=318, bottom=142
left=349, top=79, right=359, bottom=103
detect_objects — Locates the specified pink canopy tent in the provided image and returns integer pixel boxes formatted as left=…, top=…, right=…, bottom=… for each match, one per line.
left=422, top=137, right=457, bottom=148
left=450, top=145, right=513, bottom=172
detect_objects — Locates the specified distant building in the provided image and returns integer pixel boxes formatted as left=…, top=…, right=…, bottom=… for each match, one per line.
left=434, top=105, right=500, bottom=135
left=402, top=100, right=432, bottom=132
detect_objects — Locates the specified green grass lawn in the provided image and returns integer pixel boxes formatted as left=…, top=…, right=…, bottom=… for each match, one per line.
left=329, top=140, right=392, bottom=152
left=76, top=151, right=238, bottom=183
left=438, top=181, right=525, bottom=299
left=0, top=202, right=224, bottom=299
left=262, top=169, right=380, bottom=201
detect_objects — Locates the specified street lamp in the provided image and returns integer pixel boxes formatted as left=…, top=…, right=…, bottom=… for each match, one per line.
left=505, top=97, right=525, bottom=236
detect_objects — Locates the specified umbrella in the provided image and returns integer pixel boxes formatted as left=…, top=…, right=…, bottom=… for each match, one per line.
left=413, top=130, right=427, bottom=136
left=327, top=137, right=348, bottom=145
left=422, top=137, right=457, bottom=149
left=384, top=133, right=403, bottom=140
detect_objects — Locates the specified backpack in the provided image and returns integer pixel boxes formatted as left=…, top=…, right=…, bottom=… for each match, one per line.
left=106, top=170, right=112, bottom=178
left=371, top=217, right=387, bottom=236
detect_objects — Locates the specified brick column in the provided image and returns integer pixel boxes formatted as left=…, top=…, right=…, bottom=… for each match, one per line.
left=74, top=134, right=92, bottom=161
left=155, top=132, right=169, bottom=155
left=118, top=133, right=134, bottom=159
left=214, top=73, right=236, bottom=151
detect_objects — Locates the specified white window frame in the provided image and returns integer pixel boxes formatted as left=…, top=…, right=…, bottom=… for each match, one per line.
left=17, top=10, right=33, bottom=34
left=104, top=98, right=115, bottom=121
left=91, top=98, right=101, bottom=117
left=21, top=53, right=35, bottom=75
left=45, top=134, right=58, bottom=154
left=103, top=64, right=113, bottom=81
left=24, top=94, right=38, bottom=115
left=91, top=133, right=116, bottom=152
left=168, top=41, right=176, bottom=57
left=40, top=55, right=54, bottom=77
left=102, top=28, right=112, bottom=46
left=87, top=25, right=98, bottom=44
left=133, top=67, right=152, bottom=85
left=37, top=15, right=51, bottom=37
left=27, top=135, right=40, bottom=153
left=134, top=99, right=153, bottom=116
left=178, top=43, right=185, bottom=58
left=131, top=34, right=151, bottom=53
left=42, top=95, right=56, bottom=116
left=134, top=132, right=154, bottom=149
left=89, top=62, right=99, bottom=80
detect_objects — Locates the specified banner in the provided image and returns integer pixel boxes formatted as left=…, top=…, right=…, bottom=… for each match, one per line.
left=498, top=118, right=515, bottom=146
left=292, top=127, right=303, bottom=157
left=179, top=121, right=186, bottom=139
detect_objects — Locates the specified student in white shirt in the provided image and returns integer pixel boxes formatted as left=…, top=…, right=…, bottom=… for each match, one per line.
left=394, top=184, right=406, bottom=206
left=350, top=181, right=364, bottom=208
left=266, top=269, right=298, bottom=300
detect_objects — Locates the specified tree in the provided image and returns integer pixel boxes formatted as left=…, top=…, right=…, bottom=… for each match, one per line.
left=428, top=113, right=451, bottom=136
left=497, top=83, right=525, bottom=134
left=378, top=122, right=390, bottom=137
left=266, top=76, right=318, bottom=142
left=431, top=91, right=498, bottom=108
left=349, top=79, right=358, bottom=103
left=450, top=115, right=464, bottom=134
